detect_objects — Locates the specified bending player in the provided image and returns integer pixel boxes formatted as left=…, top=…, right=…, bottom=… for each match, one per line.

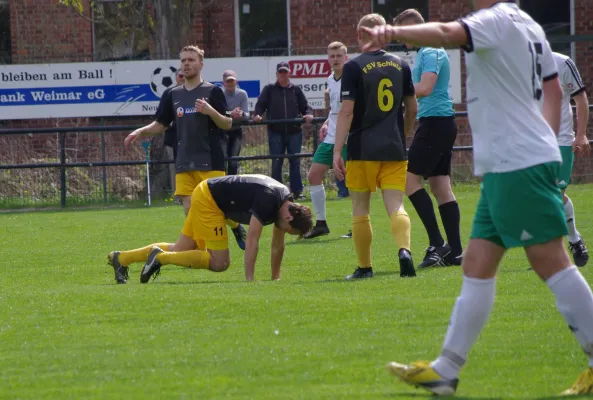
left=123, top=46, right=247, bottom=259
left=362, top=0, right=593, bottom=395
left=552, top=51, right=590, bottom=267
left=107, top=175, right=313, bottom=283
left=305, top=41, right=350, bottom=239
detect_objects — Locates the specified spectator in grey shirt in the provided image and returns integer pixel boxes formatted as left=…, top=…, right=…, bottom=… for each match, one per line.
left=222, top=70, right=250, bottom=175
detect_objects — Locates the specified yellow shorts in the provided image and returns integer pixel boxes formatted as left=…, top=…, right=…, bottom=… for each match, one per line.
left=346, top=160, right=407, bottom=192
left=175, top=170, right=225, bottom=196
left=181, top=181, right=229, bottom=250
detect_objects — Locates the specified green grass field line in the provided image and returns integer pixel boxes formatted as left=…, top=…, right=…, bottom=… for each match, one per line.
left=1, top=185, right=592, bottom=399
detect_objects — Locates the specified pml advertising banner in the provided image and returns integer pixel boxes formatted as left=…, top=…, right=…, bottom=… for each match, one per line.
left=0, top=51, right=462, bottom=120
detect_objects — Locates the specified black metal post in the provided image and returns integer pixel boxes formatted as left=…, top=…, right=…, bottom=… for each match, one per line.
left=101, top=132, right=107, bottom=204
left=312, top=122, right=319, bottom=151
left=59, top=132, right=66, bottom=208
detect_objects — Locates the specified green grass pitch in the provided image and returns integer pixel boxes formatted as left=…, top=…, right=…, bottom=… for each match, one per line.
left=1, top=184, right=592, bottom=399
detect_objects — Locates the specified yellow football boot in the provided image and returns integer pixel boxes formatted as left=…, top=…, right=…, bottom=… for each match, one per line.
left=562, top=367, right=593, bottom=396
left=387, top=361, right=458, bottom=396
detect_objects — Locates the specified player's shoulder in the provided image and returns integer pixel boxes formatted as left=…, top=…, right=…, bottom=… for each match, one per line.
left=343, top=58, right=363, bottom=76
left=202, top=81, right=222, bottom=91
left=462, top=1, right=514, bottom=26
left=168, top=84, right=183, bottom=93
left=421, top=46, right=448, bottom=58
left=552, top=51, right=569, bottom=64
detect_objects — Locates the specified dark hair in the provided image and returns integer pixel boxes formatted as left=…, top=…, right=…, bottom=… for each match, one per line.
left=288, top=203, right=313, bottom=237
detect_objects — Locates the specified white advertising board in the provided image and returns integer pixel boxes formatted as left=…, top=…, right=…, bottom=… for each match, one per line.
left=0, top=51, right=462, bottom=120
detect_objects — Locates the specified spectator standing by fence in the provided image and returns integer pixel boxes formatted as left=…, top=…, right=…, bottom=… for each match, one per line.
left=221, top=70, right=250, bottom=175
left=253, top=62, right=314, bottom=200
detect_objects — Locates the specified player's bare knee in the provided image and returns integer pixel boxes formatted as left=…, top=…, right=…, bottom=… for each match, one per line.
left=525, top=238, right=572, bottom=280
left=307, top=170, right=321, bottom=185
left=429, top=178, right=454, bottom=204
left=209, top=258, right=230, bottom=272
left=405, top=173, right=423, bottom=195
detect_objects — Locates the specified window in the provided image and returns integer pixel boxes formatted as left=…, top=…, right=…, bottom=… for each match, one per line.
left=371, top=0, right=429, bottom=24
left=0, top=0, right=11, bottom=64
left=236, top=0, right=290, bottom=57
left=518, top=0, right=572, bottom=56
left=92, top=0, right=150, bottom=61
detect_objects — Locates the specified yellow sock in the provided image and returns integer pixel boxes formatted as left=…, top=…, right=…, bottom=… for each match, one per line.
left=226, top=219, right=239, bottom=229
left=352, top=215, right=372, bottom=268
left=157, top=249, right=211, bottom=269
left=390, top=209, right=411, bottom=251
left=118, top=243, right=170, bottom=266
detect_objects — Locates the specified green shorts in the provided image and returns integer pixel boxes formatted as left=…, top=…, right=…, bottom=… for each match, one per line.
left=471, top=162, right=567, bottom=249
left=312, top=142, right=347, bottom=167
left=558, top=146, right=574, bottom=189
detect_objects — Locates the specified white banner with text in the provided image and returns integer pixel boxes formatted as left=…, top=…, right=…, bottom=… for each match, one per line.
left=0, top=51, right=462, bottom=120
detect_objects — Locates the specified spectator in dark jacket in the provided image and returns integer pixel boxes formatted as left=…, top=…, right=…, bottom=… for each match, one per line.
left=253, top=62, right=313, bottom=199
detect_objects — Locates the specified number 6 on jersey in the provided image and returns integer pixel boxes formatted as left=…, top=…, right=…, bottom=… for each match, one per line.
left=378, top=78, right=394, bottom=111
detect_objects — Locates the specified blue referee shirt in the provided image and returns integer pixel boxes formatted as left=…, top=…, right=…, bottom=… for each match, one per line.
left=413, top=47, right=455, bottom=118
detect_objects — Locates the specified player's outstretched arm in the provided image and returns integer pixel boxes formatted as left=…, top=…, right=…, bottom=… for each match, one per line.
left=360, top=21, right=468, bottom=51
left=244, top=215, right=264, bottom=281
left=270, top=225, right=286, bottom=281
left=124, top=121, right=167, bottom=148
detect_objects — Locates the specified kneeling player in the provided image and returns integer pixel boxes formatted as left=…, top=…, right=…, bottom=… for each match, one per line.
left=107, top=175, right=313, bottom=283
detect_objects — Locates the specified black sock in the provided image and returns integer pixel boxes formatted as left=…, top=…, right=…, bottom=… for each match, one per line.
left=409, top=189, right=444, bottom=247
left=439, top=201, right=462, bottom=256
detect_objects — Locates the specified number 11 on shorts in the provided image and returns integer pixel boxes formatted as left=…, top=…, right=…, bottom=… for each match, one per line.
left=213, top=226, right=223, bottom=236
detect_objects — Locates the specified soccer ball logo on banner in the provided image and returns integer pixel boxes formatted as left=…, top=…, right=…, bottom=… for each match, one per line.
left=150, top=65, right=178, bottom=97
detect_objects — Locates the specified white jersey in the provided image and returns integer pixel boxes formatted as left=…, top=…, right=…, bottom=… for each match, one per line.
left=553, top=52, right=586, bottom=146
left=459, top=2, right=561, bottom=176
left=324, top=73, right=342, bottom=144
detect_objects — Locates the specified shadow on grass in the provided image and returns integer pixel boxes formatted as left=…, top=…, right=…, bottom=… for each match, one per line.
left=287, top=237, right=347, bottom=246
left=385, top=391, right=504, bottom=400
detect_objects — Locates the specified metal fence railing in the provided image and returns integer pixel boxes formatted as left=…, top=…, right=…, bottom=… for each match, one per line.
left=1, top=111, right=592, bottom=209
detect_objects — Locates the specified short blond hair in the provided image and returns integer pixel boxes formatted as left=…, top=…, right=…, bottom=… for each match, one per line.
left=180, top=45, right=205, bottom=61
left=357, top=13, right=386, bottom=30
left=393, top=9, right=425, bottom=25
left=327, top=41, right=347, bottom=53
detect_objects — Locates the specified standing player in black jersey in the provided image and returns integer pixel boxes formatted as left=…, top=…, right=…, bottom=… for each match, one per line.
left=115, top=47, right=247, bottom=280
left=107, top=175, right=313, bottom=283
left=333, top=13, right=418, bottom=280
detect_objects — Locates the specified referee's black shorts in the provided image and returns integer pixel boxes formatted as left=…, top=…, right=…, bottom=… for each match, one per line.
left=407, top=116, right=457, bottom=179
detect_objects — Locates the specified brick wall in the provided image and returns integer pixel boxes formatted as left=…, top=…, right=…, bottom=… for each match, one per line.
left=11, top=0, right=92, bottom=64
left=3, top=0, right=593, bottom=182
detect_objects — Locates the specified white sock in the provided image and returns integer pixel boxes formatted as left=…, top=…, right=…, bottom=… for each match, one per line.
left=431, top=276, right=496, bottom=380
left=547, top=265, right=593, bottom=367
left=310, top=185, right=326, bottom=221
left=564, top=197, right=580, bottom=243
